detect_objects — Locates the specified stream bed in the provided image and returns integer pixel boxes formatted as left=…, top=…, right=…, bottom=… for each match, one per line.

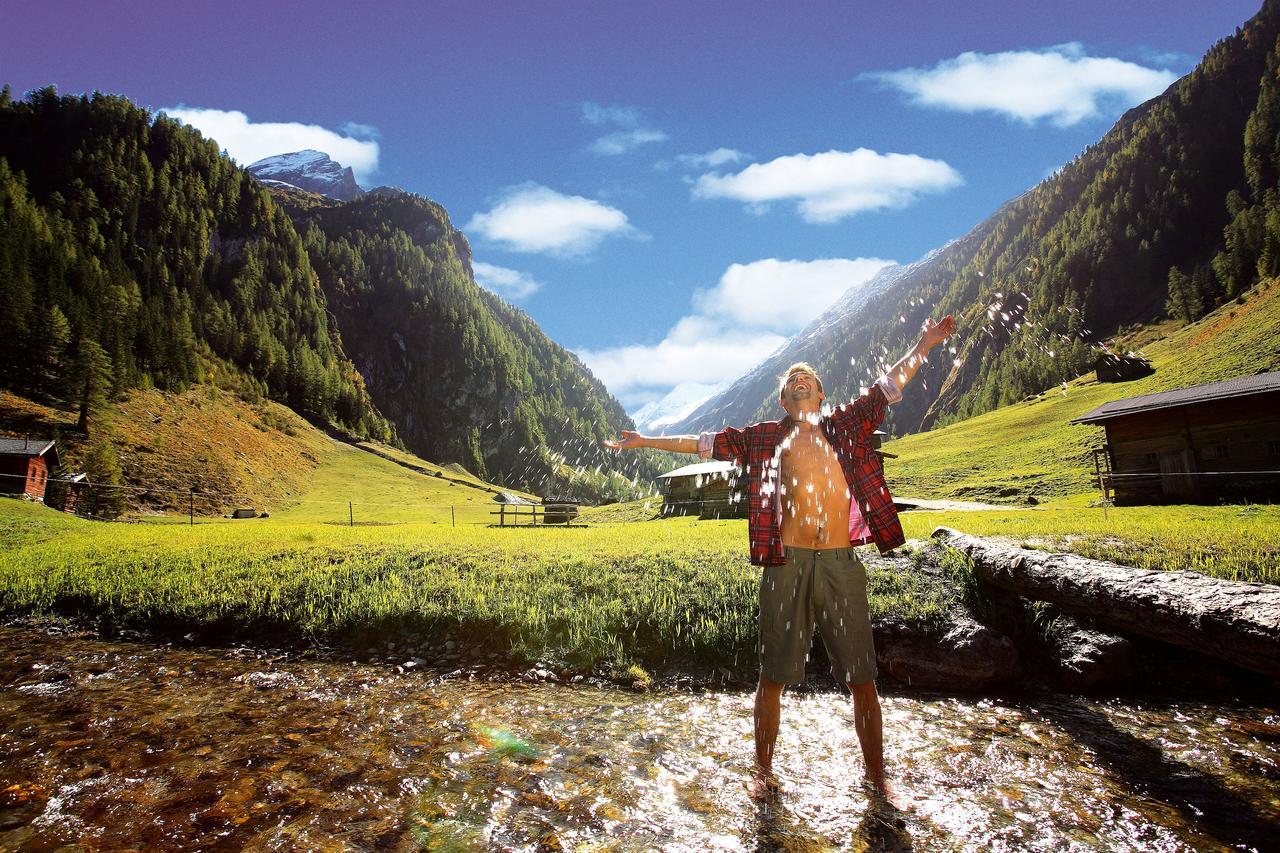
left=0, top=626, right=1277, bottom=850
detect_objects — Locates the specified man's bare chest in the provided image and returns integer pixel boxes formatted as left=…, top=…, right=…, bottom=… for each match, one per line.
left=778, top=428, right=844, bottom=487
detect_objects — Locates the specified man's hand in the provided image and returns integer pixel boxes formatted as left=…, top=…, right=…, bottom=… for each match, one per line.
left=603, top=431, right=700, bottom=454
left=602, top=430, right=645, bottom=451
left=920, top=314, right=954, bottom=350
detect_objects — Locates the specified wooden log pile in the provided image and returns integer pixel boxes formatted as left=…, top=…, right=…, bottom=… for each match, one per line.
left=931, top=527, right=1280, bottom=678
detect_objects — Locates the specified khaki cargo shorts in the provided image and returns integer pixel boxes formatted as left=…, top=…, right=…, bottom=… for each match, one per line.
left=758, top=546, right=877, bottom=686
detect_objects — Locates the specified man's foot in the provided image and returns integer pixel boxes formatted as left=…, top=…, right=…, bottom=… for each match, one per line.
left=747, top=767, right=782, bottom=800
left=863, top=775, right=909, bottom=812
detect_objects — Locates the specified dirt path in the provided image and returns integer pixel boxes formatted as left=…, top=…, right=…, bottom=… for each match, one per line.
left=894, top=497, right=1014, bottom=511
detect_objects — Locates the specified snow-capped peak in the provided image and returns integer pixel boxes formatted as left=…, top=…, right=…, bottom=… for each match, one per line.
left=247, top=150, right=364, bottom=201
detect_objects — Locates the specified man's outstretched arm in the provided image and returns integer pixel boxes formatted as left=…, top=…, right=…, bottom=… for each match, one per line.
left=837, top=314, right=955, bottom=438
left=602, top=431, right=698, bottom=454
left=887, top=315, right=954, bottom=393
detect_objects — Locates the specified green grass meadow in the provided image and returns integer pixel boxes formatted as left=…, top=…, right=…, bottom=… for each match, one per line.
left=2, top=282, right=1276, bottom=672
left=0, top=498, right=952, bottom=671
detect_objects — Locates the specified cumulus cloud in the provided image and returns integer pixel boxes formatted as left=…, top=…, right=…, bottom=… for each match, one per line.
left=580, top=102, right=644, bottom=127
left=577, top=257, right=894, bottom=408
left=693, top=148, right=962, bottom=223
left=339, top=121, right=380, bottom=139
left=695, top=257, right=895, bottom=329
left=589, top=128, right=669, bottom=155
left=466, top=183, right=638, bottom=256
left=864, top=43, right=1177, bottom=126
left=472, top=262, right=541, bottom=300
left=656, top=147, right=748, bottom=171
left=160, top=106, right=380, bottom=183
left=579, top=100, right=667, bottom=155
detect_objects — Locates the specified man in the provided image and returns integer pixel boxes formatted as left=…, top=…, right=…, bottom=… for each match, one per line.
left=604, top=314, right=954, bottom=800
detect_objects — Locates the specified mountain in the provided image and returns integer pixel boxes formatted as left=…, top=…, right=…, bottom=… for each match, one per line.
left=0, top=86, right=393, bottom=442
left=247, top=150, right=364, bottom=201
left=630, top=379, right=729, bottom=434
left=666, top=256, right=925, bottom=432
left=282, top=189, right=666, bottom=501
left=0, top=86, right=655, bottom=503
left=674, top=0, right=1280, bottom=438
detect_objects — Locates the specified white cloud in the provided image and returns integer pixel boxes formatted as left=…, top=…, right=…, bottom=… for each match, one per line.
left=339, top=121, right=380, bottom=139
left=865, top=43, right=1177, bottom=127
left=580, top=102, right=644, bottom=127
left=580, top=328, right=788, bottom=410
left=473, top=262, right=541, bottom=300
left=656, top=147, right=748, bottom=171
left=160, top=106, right=380, bottom=184
left=577, top=257, right=893, bottom=408
left=466, top=183, right=637, bottom=256
left=578, top=101, right=667, bottom=156
left=589, top=128, right=669, bottom=155
left=693, top=148, right=962, bottom=223
left=695, top=257, right=895, bottom=329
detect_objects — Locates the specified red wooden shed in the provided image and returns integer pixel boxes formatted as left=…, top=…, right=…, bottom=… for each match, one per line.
left=0, top=437, right=60, bottom=502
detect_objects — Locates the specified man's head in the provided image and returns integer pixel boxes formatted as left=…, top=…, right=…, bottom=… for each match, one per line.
left=778, top=362, right=824, bottom=417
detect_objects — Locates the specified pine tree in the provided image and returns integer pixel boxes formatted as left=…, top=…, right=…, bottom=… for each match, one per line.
left=1166, top=267, right=1201, bottom=323
left=70, top=338, right=113, bottom=435
left=81, top=440, right=124, bottom=520
left=37, top=305, right=71, bottom=380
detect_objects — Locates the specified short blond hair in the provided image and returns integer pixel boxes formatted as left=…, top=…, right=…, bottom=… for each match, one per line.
left=778, top=362, right=824, bottom=398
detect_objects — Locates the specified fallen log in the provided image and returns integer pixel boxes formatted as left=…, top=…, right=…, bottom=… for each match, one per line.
left=931, top=527, right=1280, bottom=678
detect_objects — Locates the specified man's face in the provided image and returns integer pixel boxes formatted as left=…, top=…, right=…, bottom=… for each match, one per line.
left=781, top=371, right=824, bottom=408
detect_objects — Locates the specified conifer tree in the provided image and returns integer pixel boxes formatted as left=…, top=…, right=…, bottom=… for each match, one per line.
left=81, top=440, right=124, bottom=520
left=1166, top=267, right=1202, bottom=323
left=70, top=338, right=113, bottom=435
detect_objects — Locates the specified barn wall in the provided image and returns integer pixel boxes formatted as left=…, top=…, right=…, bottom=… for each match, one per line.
left=0, top=457, right=28, bottom=494
left=1102, top=391, right=1280, bottom=504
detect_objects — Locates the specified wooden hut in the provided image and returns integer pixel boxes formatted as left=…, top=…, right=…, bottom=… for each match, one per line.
left=1070, top=371, right=1280, bottom=504
left=541, top=495, right=581, bottom=525
left=0, top=437, right=59, bottom=502
left=45, top=472, right=88, bottom=514
left=655, top=460, right=745, bottom=519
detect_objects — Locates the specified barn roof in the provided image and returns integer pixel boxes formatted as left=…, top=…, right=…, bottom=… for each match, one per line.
left=656, top=460, right=737, bottom=480
left=0, top=438, right=57, bottom=461
left=1071, top=371, right=1280, bottom=425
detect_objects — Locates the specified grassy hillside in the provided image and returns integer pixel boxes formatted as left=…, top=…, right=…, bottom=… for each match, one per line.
left=883, top=278, right=1280, bottom=503
left=1, top=382, right=533, bottom=520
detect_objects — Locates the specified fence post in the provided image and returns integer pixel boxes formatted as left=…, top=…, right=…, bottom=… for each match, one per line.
left=189, top=487, right=194, bottom=527
left=451, top=505, right=456, bottom=527
left=349, top=501, right=353, bottom=527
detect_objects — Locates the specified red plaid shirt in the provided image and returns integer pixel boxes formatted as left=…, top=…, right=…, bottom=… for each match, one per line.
left=698, top=376, right=906, bottom=566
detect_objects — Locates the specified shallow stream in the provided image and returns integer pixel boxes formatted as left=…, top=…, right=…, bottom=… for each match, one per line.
left=0, top=627, right=1276, bottom=850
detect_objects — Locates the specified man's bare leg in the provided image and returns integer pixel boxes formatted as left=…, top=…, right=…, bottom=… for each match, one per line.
left=848, top=680, right=885, bottom=790
left=750, top=672, right=785, bottom=798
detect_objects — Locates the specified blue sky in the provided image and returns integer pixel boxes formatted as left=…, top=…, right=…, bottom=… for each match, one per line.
left=3, top=0, right=1263, bottom=411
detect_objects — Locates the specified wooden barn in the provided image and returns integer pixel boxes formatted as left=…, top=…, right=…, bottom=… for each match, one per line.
left=656, top=460, right=744, bottom=519
left=44, top=472, right=88, bottom=514
left=541, top=495, right=582, bottom=525
left=0, top=437, right=59, bottom=502
left=1071, top=371, right=1280, bottom=505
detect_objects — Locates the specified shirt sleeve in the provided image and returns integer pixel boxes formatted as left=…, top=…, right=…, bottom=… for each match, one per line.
left=830, top=373, right=901, bottom=439
left=698, top=426, right=748, bottom=462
